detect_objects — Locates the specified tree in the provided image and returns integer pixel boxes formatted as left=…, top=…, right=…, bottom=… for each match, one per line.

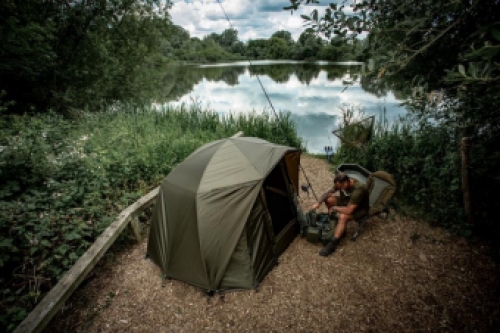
left=205, top=32, right=222, bottom=45
left=267, top=37, right=290, bottom=59
left=319, top=36, right=352, bottom=61
left=271, top=30, right=295, bottom=45
left=285, top=0, right=500, bottom=129
left=246, top=39, right=269, bottom=59
left=297, top=30, right=324, bottom=59
left=219, top=28, right=239, bottom=50
left=230, top=41, right=246, bottom=55
left=0, top=0, right=172, bottom=114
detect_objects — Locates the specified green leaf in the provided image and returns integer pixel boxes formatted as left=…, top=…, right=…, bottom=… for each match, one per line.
left=491, top=29, right=500, bottom=41
left=458, top=64, right=466, bottom=76
left=367, top=59, right=375, bottom=71
left=64, top=232, right=82, bottom=241
left=57, top=244, right=71, bottom=255
left=312, top=10, right=318, bottom=21
left=0, top=238, right=13, bottom=247
left=300, top=14, right=310, bottom=20
left=469, top=63, right=478, bottom=78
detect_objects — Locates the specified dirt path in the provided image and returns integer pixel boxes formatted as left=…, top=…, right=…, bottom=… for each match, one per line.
left=47, top=155, right=500, bottom=332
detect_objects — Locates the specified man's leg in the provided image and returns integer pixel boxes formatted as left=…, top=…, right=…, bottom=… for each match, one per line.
left=319, top=212, right=350, bottom=257
left=333, top=212, right=349, bottom=239
left=324, top=195, right=338, bottom=213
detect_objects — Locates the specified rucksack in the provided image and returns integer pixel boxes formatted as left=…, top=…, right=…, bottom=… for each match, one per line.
left=365, top=171, right=397, bottom=216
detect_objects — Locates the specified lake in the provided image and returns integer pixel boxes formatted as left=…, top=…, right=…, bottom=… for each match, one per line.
left=165, top=60, right=406, bottom=154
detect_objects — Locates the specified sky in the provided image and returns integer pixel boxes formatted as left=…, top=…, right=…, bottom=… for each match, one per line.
left=168, top=0, right=334, bottom=42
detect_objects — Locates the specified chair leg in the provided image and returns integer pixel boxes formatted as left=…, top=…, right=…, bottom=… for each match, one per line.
left=350, top=217, right=369, bottom=241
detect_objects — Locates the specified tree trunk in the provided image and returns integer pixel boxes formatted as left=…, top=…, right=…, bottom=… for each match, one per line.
left=461, top=137, right=473, bottom=226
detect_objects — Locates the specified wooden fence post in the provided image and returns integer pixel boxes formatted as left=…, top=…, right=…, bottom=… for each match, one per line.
left=128, top=217, right=142, bottom=242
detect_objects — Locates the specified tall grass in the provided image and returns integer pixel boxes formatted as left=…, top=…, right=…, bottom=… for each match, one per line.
left=0, top=104, right=303, bottom=332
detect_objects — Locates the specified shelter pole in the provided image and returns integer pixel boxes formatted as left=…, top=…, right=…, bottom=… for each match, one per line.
left=461, top=137, right=474, bottom=226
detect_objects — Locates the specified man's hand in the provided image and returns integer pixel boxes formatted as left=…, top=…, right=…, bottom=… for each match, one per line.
left=310, top=202, right=320, bottom=210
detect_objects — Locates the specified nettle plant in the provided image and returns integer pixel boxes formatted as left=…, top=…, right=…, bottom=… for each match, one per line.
left=0, top=121, right=99, bottom=331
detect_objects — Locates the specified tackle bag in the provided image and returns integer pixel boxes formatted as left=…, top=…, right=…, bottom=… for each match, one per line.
left=300, top=210, right=337, bottom=244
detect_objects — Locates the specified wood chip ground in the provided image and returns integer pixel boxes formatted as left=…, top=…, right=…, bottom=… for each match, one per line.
left=47, top=155, right=500, bottom=332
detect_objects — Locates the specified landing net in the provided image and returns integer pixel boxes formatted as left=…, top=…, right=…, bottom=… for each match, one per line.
left=332, top=115, right=375, bottom=149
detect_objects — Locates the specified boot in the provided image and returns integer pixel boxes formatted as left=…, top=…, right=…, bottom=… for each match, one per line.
left=319, top=238, right=339, bottom=257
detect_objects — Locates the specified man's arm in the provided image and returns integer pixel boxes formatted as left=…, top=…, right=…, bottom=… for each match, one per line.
left=311, top=186, right=337, bottom=210
left=331, top=186, right=366, bottom=215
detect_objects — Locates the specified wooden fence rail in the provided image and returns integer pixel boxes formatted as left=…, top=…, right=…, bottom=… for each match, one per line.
left=14, top=132, right=243, bottom=333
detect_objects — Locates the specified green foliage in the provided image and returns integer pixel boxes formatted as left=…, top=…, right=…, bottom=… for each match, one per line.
left=266, top=37, right=290, bottom=59
left=271, top=30, right=295, bottom=45
left=466, top=127, right=500, bottom=238
left=0, top=104, right=302, bottom=331
left=245, top=39, right=270, bottom=59
left=332, top=106, right=500, bottom=237
left=1, top=1, right=362, bottom=116
left=218, top=28, right=240, bottom=51
left=297, top=30, right=324, bottom=60
left=181, top=39, right=244, bottom=63
left=0, top=0, right=171, bottom=114
left=286, top=0, right=500, bottom=127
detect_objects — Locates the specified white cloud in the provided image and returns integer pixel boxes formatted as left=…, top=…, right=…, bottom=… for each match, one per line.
left=169, top=0, right=330, bottom=42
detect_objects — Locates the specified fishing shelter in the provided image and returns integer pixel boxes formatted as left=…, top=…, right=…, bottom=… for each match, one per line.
left=147, top=137, right=301, bottom=292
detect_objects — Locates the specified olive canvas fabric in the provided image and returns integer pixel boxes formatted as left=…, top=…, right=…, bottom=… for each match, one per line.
left=147, top=137, right=300, bottom=291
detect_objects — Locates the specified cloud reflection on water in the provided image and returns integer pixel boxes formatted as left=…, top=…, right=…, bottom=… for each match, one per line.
left=168, top=62, right=405, bottom=154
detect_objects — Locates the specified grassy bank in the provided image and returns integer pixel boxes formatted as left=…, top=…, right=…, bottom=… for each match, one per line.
left=0, top=104, right=303, bottom=331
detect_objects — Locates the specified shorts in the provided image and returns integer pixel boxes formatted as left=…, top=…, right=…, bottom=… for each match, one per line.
left=331, top=209, right=368, bottom=221
left=331, top=191, right=368, bottom=220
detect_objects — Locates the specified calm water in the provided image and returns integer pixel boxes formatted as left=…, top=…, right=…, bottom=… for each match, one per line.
left=166, top=60, right=406, bottom=154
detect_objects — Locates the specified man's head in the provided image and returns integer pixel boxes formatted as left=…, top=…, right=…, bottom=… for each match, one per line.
left=333, top=172, right=350, bottom=190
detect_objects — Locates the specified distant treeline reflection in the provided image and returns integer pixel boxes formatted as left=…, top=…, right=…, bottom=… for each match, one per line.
left=162, top=62, right=406, bottom=103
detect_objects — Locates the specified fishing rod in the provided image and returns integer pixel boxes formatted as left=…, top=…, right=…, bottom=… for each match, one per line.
left=217, top=0, right=320, bottom=201
left=299, top=165, right=319, bottom=201
left=216, top=1, right=278, bottom=119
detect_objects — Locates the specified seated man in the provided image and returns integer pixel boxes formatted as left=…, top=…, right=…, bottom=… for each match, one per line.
left=310, top=172, right=369, bottom=256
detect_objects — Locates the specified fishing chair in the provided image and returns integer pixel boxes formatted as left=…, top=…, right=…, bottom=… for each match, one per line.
left=349, top=170, right=397, bottom=241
